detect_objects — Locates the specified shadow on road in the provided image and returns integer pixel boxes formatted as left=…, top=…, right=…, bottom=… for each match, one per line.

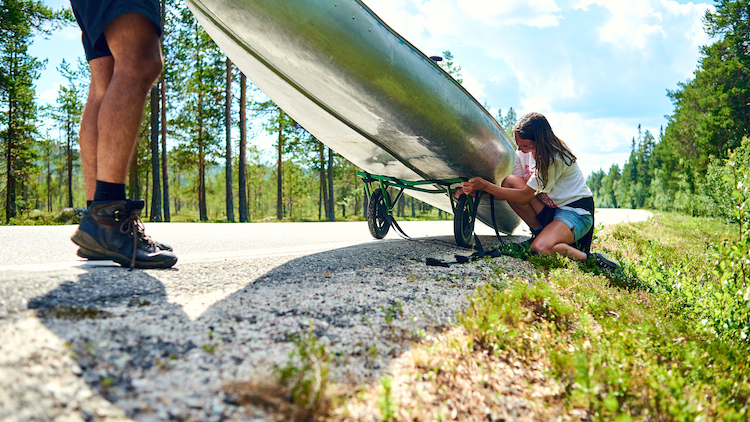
left=25, top=234, right=524, bottom=420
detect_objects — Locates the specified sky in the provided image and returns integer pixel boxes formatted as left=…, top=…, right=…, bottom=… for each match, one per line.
left=31, top=0, right=715, bottom=177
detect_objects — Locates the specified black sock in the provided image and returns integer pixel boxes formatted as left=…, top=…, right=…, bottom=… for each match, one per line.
left=93, top=180, right=126, bottom=202
left=87, top=200, right=93, bottom=208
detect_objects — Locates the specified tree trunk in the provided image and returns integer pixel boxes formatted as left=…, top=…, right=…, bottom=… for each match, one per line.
left=175, top=173, right=181, bottom=214
left=276, top=109, right=284, bottom=220
left=327, top=147, right=335, bottom=221
left=225, top=57, right=235, bottom=222
left=5, top=103, right=15, bottom=222
left=319, top=142, right=328, bottom=221
left=198, top=121, right=207, bottom=221
left=149, top=86, right=162, bottom=221
left=66, top=113, right=73, bottom=208
left=198, top=141, right=207, bottom=221
left=196, top=30, right=207, bottom=222
left=46, top=146, right=52, bottom=212
left=238, top=73, right=248, bottom=222
left=160, top=0, right=170, bottom=222
left=5, top=52, right=16, bottom=223
left=128, top=152, right=140, bottom=200
left=341, top=187, right=346, bottom=218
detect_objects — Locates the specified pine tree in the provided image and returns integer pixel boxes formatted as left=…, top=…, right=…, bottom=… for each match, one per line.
left=238, top=72, right=248, bottom=222
left=224, top=57, right=234, bottom=222
left=51, top=59, right=85, bottom=208
left=1, top=0, right=66, bottom=222
left=438, top=50, right=463, bottom=84
left=171, top=4, right=225, bottom=221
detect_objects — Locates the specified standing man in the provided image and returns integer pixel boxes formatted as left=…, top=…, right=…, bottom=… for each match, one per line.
left=69, top=0, right=177, bottom=269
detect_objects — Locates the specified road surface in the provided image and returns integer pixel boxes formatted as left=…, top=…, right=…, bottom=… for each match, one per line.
left=0, top=208, right=651, bottom=271
left=0, top=209, right=651, bottom=421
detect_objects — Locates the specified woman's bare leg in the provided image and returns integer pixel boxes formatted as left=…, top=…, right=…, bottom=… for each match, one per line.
left=530, top=220, right=587, bottom=261
left=501, top=175, right=544, bottom=228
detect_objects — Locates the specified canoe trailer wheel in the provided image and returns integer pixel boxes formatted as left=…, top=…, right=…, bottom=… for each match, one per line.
left=367, top=189, right=391, bottom=239
left=453, top=194, right=475, bottom=247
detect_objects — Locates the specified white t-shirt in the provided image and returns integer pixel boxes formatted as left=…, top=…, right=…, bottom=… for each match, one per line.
left=512, top=150, right=593, bottom=214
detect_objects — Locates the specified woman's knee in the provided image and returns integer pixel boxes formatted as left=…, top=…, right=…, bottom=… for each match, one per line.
left=530, top=239, right=554, bottom=255
left=502, top=175, right=526, bottom=188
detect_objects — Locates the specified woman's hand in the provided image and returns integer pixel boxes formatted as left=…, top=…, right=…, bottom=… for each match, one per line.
left=461, top=177, right=488, bottom=195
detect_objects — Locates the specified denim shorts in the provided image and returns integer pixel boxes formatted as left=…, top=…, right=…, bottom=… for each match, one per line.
left=71, top=0, right=161, bottom=61
left=553, top=208, right=594, bottom=242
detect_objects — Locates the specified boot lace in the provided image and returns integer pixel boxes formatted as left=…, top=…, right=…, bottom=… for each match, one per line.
left=116, top=211, right=158, bottom=269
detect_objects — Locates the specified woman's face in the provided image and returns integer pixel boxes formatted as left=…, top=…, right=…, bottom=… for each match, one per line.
left=514, top=132, right=536, bottom=154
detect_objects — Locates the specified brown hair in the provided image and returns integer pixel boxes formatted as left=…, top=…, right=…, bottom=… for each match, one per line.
left=512, top=112, right=576, bottom=190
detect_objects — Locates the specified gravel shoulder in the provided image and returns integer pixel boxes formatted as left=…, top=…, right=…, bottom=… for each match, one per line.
left=1, top=209, right=651, bottom=421
left=2, top=234, right=536, bottom=421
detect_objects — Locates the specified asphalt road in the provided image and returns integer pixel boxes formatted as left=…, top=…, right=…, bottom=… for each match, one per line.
left=0, top=208, right=651, bottom=272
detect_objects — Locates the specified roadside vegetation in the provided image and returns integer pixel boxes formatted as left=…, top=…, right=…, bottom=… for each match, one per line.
left=232, top=213, right=749, bottom=421
left=227, top=144, right=750, bottom=420
left=455, top=212, right=749, bottom=421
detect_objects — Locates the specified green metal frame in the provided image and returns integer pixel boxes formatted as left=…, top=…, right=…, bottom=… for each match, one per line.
left=358, top=171, right=484, bottom=220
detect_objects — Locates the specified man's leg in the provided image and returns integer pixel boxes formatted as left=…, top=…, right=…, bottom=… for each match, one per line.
left=79, top=58, right=115, bottom=203
left=96, top=12, right=163, bottom=185
left=72, top=11, right=175, bottom=269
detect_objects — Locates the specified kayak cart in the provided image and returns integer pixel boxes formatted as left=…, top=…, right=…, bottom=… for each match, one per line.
left=358, top=171, right=487, bottom=247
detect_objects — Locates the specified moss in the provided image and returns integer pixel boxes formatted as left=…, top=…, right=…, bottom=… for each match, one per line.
left=35, top=306, right=112, bottom=321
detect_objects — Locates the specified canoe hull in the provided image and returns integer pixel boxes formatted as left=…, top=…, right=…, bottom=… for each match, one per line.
left=186, top=0, right=520, bottom=233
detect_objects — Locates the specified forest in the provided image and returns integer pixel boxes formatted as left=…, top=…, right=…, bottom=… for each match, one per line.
left=1, top=0, right=749, bottom=227
left=586, top=0, right=750, bottom=223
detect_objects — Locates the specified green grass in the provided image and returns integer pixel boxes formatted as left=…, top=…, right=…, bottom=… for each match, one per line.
left=459, top=213, right=750, bottom=420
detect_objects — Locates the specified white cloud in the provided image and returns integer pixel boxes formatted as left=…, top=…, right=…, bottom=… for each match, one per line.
left=457, top=0, right=563, bottom=27
left=575, top=0, right=666, bottom=50
left=58, top=26, right=81, bottom=41
left=517, top=61, right=578, bottom=114
left=575, top=0, right=713, bottom=52
left=543, top=112, right=646, bottom=175
left=460, top=70, right=485, bottom=99
left=37, top=82, right=62, bottom=101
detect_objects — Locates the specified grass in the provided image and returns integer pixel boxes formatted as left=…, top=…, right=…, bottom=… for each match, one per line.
left=224, top=212, right=750, bottom=421
left=458, top=213, right=750, bottom=421
left=225, top=330, right=336, bottom=422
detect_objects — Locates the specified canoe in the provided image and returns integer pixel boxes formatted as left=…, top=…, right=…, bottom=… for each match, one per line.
left=185, top=0, right=520, bottom=233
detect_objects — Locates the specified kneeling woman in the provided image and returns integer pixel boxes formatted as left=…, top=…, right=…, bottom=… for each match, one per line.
left=462, top=112, right=602, bottom=264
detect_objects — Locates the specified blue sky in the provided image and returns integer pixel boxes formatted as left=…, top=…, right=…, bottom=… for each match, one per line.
left=31, top=0, right=715, bottom=177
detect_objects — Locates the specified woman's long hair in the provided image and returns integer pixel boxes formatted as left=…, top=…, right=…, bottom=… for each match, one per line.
left=512, top=112, right=576, bottom=190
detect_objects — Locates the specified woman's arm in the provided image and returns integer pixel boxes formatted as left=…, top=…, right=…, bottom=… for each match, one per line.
left=461, top=177, right=537, bottom=204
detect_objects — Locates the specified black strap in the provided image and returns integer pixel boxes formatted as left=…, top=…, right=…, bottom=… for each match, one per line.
left=489, top=194, right=508, bottom=246
left=386, top=213, right=410, bottom=239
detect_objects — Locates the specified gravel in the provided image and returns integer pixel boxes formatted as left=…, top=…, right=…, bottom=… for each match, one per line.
left=1, top=235, right=535, bottom=421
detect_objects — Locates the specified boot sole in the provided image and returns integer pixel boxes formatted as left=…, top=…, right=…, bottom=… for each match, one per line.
left=77, top=247, right=108, bottom=260
left=71, top=230, right=177, bottom=269
left=592, top=253, right=621, bottom=272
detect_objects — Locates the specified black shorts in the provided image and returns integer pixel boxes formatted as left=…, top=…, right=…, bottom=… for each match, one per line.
left=70, top=0, right=162, bottom=61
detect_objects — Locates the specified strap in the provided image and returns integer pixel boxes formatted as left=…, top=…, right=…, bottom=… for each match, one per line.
left=489, top=194, right=508, bottom=246
left=387, top=214, right=411, bottom=239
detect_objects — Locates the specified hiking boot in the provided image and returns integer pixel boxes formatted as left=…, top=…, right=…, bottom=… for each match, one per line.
left=76, top=207, right=174, bottom=260
left=591, top=252, right=621, bottom=272
left=77, top=241, right=173, bottom=260
left=71, top=200, right=177, bottom=269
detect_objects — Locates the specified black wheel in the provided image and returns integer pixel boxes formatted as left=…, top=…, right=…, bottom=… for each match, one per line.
left=367, top=189, right=391, bottom=239
left=453, top=194, right=475, bottom=247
